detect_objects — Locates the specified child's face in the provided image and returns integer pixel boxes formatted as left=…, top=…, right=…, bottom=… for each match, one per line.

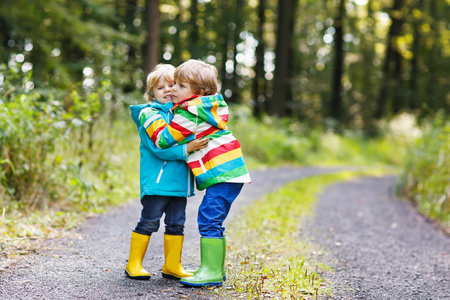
left=172, top=80, right=196, bottom=103
left=152, top=79, right=174, bottom=104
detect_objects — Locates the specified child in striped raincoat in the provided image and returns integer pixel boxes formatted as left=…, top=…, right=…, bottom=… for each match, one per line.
left=139, top=59, right=251, bottom=287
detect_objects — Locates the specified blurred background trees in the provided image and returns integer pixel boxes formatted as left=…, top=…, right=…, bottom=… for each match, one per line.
left=1, top=0, right=448, bottom=127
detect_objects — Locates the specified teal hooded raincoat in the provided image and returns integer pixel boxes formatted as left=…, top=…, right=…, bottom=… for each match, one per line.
left=130, top=101, right=195, bottom=199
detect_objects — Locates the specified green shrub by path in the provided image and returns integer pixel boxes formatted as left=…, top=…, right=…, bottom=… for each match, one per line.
left=0, top=109, right=139, bottom=234
left=399, top=114, right=450, bottom=232
left=218, top=170, right=385, bottom=299
left=0, top=111, right=139, bottom=255
left=0, top=64, right=104, bottom=209
left=0, top=65, right=139, bottom=255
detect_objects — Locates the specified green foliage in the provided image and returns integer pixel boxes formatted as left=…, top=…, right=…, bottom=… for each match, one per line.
left=0, top=64, right=139, bottom=245
left=0, top=0, right=137, bottom=89
left=222, top=170, right=384, bottom=299
left=0, top=65, right=75, bottom=206
left=400, top=113, right=450, bottom=231
left=2, top=0, right=449, bottom=126
left=229, top=105, right=407, bottom=169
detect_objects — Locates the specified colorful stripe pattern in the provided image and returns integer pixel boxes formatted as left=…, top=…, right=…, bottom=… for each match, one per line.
left=141, top=94, right=251, bottom=190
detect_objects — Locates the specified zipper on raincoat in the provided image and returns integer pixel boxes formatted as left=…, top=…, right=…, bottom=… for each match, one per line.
left=155, top=111, right=171, bottom=184
left=156, top=161, right=167, bottom=183
left=187, top=166, right=191, bottom=197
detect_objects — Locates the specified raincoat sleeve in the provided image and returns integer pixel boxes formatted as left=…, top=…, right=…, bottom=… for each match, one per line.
left=142, top=108, right=196, bottom=149
left=138, top=126, right=188, bottom=161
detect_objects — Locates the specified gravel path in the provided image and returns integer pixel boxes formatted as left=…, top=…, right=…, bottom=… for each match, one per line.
left=304, top=176, right=450, bottom=300
left=1, top=168, right=449, bottom=299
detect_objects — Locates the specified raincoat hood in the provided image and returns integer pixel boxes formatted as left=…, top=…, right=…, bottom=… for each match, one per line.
left=130, top=101, right=174, bottom=128
left=172, top=94, right=228, bottom=130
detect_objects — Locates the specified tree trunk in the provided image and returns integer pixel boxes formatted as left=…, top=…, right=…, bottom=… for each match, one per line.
left=228, top=0, right=245, bottom=103
left=126, top=0, right=138, bottom=59
left=121, top=0, right=138, bottom=93
left=172, top=0, right=182, bottom=65
left=270, top=0, right=297, bottom=117
left=252, top=0, right=267, bottom=118
left=375, top=0, right=404, bottom=119
left=189, top=0, right=200, bottom=59
left=409, top=0, right=423, bottom=111
left=425, top=0, right=438, bottom=112
left=219, top=1, right=234, bottom=101
left=330, top=0, right=346, bottom=122
left=144, top=0, right=160, bottom=74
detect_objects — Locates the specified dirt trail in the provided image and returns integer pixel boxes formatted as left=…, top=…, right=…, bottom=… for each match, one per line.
left=0, top=167, right=448, bottom=299
left=303, top=176, right=450, bottom=300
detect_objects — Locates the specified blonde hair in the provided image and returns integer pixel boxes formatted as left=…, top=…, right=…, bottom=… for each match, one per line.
left=145, top=64, right=175, bottom=102
left=174, top=59, right=218, bottom=96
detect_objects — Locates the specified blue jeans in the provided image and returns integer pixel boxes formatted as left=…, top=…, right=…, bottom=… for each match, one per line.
left=198, top=182, right=244, bottom=238
left=134, top=195, right=187, bottom=236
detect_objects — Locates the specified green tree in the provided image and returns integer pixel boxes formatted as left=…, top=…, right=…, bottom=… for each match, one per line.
left=144, top=0, right=160, bottom=74
left=0, top=0, right=135, bottom=89
left=330, top=0, right=346, bottom=123
left=252, top=0, right=268, bottom=118
left=270, top=0, right=298, bottom=116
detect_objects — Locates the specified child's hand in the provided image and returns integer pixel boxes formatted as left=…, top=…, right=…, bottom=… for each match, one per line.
left=187, top=138, right=210, bottom=153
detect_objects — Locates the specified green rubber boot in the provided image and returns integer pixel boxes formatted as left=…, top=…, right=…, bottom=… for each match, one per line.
left=221, top=235, right=227, bottom=281
left=180, top=237, right=224, bottom=287
left=186, top=235, right=227, bottom=281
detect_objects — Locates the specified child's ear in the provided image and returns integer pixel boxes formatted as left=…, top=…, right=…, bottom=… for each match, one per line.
left=198, top=89, right=205, bottom=96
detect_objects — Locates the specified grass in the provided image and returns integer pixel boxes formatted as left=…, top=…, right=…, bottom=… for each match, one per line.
left=399, top=114, right=450, bottom=232
left=207, top=169, right=387, bottom=299
left=229, top=106, right=408, bottom=170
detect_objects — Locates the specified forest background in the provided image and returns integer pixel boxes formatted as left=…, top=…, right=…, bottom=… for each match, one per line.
left=0, top=0, right=449, bottom=255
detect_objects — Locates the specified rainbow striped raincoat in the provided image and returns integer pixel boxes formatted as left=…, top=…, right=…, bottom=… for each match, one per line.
left=139, top=94, right=251, bottom=190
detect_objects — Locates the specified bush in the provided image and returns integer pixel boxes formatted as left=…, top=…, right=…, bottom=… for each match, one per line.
left=400, top=114, right=450, bottom=230
left=228, top=105, right=407, bottom=168
left=1, top=64, right=140, bottom=242
left=0, top=64, right=102, bottom=210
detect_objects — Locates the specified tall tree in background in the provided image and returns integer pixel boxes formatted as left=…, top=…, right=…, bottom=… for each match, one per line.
left=189, top=0, right=200, bottom=59
left=424, top=0, right=439, bottom=113
left=171, top=0, right=182, bottom=66
left=330, top=0, right=346, bottom=122
left=252, top=0, right=267, bottom=118
left=362, top=0, right=377, bottom=112
left=409, top=0, right=423, bottom=111
left=122, top=0, right=139, bottom=93
left=376, top=0, right=404, bottom=119
left=229, top=0, right=245, bottom=103
left=219, top=0, right=237, bottom=102
left=1, top=0, right=448, bottom=123
left=271, top=0, right=297, bottom=116
left=144, top=0, right=160, bottom=74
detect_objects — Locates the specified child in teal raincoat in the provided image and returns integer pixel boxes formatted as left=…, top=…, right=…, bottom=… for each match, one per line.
left=126, top=64, right=208, bottom=280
